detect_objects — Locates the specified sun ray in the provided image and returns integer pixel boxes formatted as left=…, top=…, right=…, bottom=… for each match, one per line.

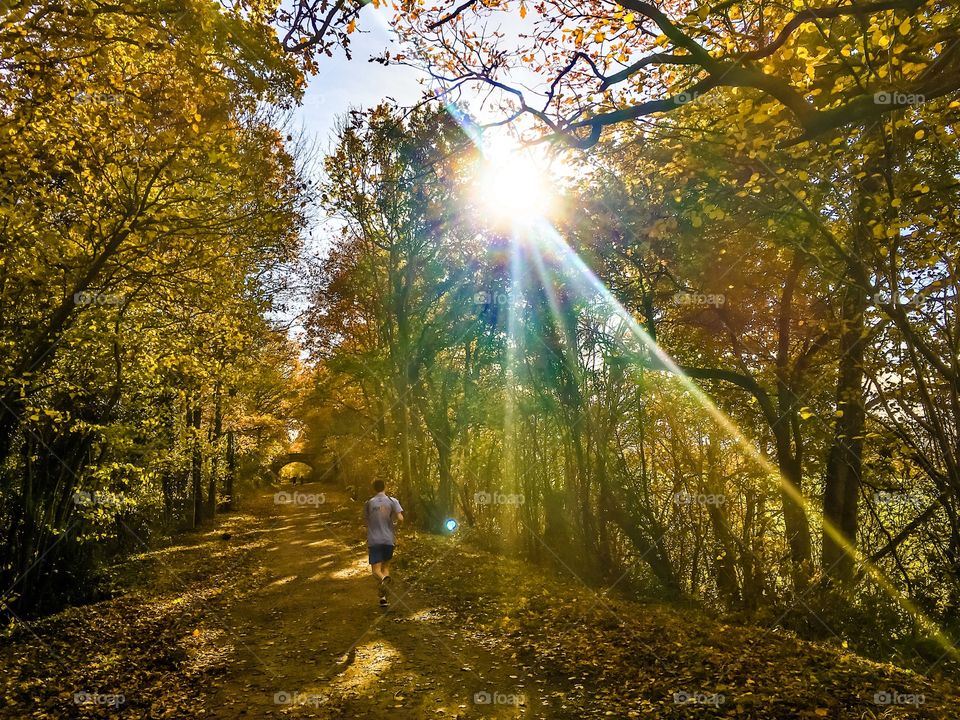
left=474, top=145, right=557, bottom=229
left=441, top=112, right=958, bottom=660
left=530, top=222, right=959, bottom=660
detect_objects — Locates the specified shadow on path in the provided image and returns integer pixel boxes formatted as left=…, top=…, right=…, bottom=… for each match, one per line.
left=205, top=483, right=537, bottom=718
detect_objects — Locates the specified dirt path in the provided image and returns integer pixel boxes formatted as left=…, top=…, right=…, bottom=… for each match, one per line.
left=5, top=481, right=958, bottom=719
left=204, top=483, right=543, bottom=718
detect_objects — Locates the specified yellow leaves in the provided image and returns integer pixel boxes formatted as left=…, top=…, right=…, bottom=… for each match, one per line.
left=347, top=19, right=356, bottom=33
left=624, top=12, right=634, bottom=24
left=699, top=204, right=725, bottom=221
left=898, top=18, right=911, bottom=35
left=519, top=2, right=527, bottom=19
left=914, top=129, right=925, bottom=140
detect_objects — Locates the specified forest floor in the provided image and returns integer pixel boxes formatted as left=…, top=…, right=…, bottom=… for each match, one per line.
left=1, top=481, right=958, bottom=719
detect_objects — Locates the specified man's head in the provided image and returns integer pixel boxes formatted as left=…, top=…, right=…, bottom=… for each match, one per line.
left=372, top=479, right=385, bottom=493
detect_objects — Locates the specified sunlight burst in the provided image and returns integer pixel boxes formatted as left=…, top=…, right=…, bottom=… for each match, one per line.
left=475, top=148, right=555, bottom=226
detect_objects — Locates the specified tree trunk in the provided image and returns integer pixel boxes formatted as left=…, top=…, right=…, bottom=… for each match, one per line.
left=208, top=385, right=222, bottom=517
left=822, top=281, right=867, bottom=584
left=190, top=395, right=203, bottom=528
left=705, top=436, right=741, bottom=604
left=225, top=429, right=236, bottom=511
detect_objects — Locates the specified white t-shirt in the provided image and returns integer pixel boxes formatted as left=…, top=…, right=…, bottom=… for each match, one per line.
left=364, top=492, right=403, bottom=546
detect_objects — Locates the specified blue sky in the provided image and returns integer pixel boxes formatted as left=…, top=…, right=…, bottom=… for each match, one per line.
left=284, top=15, right=426, bottom=339
left=293, top=13, right=425, bottom=150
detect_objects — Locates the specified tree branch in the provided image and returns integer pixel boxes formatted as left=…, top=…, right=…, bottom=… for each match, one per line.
left=738, top=0, right=924, bottom=61
left=428, top=0, right=480, bottom=30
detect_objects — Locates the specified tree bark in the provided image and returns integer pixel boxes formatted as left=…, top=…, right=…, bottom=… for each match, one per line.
left=190, top=395, right=203, bottom=528
left=822, top=281, right=867, bottom=584
left=225, top=429, right=236, bottom=511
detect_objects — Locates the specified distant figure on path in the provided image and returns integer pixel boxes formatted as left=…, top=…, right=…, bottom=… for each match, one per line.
left=363, top=480, right=404, bottom=607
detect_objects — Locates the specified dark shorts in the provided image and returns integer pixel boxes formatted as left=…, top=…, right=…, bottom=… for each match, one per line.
left=368, top=544, right=395, bottom=565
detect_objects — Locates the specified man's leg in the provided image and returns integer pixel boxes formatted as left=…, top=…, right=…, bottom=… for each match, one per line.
left=379, top=546, right=394, bottom=604
left=378, top=560, right=392, bottom=605
left=369, top=546, right=393, bottom=605
left=377, top=561, right=389, bottom=604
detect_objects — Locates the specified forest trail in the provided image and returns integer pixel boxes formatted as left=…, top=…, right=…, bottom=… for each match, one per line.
left=4, top=481, right=960, bottom=719
left=204, top=483, right=545, bottom=718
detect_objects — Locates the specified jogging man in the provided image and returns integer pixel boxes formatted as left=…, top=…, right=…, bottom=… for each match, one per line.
left=363, top=480, right=404, bottom=607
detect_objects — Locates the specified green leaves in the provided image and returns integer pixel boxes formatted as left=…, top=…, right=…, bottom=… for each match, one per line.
left=0, top=0, right=308, bottom=614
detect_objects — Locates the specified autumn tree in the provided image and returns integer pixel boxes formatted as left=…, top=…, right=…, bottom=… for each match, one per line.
left=0, top=1, right=307, bottom=614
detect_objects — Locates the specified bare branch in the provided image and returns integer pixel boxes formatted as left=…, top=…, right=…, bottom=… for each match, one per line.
left=428, top=0, right=480, bottom=30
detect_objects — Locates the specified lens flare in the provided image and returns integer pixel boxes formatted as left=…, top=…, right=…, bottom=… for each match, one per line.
left=447, top=114, right=957, bottom=662
left=524, top=221, right=958, bottom=660
left=474, top=148, right=554, bottom=227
